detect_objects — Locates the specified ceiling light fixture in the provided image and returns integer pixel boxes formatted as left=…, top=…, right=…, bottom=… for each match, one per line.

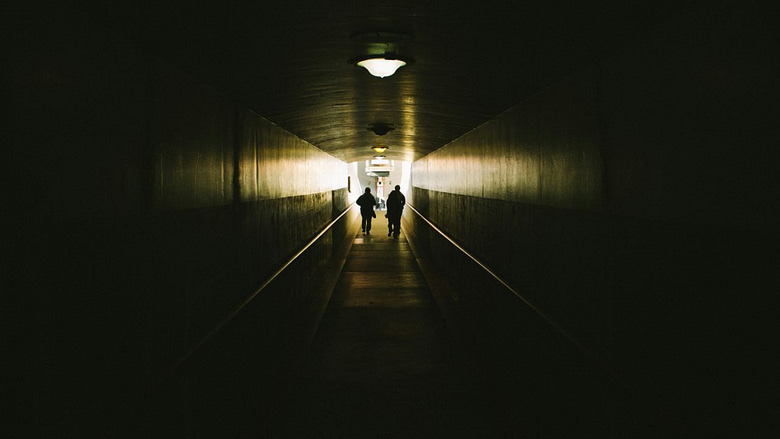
left=367, top=123, right=395, bottom=136
left=350, top=31, right=414, bottom=78
left=356, top=57, right=407, bottom=78
left=372, top=145, right=388, bottom=154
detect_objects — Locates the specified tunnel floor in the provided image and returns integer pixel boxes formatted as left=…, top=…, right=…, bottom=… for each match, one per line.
left=132, top=219, right=614, bottom=438
left=268, top=229, right=496, bottom=438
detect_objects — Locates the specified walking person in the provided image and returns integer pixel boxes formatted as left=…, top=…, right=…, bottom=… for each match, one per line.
left=385, top=185, right=406, bottom=238
left=356, top=187, right=377, bottom=234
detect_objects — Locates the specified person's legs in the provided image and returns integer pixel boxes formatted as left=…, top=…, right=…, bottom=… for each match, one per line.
left=366, top=215, right=372, bottom=233
left=361, top=215, right=368, bottom=233
left=388, top=211, right=398, bottom=236
left=392, top=216, right=401, bottom=237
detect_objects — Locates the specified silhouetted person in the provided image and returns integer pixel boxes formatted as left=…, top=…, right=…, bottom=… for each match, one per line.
left=356, top=187, right=377, bottom=234
left=386, top=185, right=405, bottom=238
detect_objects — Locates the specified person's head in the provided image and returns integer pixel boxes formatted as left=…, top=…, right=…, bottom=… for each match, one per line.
left=364, top=187, right=371, bottom=193
left=395, top=185, right=401, bottom=191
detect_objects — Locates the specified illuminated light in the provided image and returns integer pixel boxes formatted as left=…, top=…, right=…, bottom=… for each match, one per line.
left=372, top=145, right=388, bottom=154
left=357, top=58, right=407, bottom=78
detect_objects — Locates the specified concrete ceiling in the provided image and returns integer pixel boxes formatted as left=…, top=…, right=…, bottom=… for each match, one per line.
left=119, top=0, right=681, bottom=163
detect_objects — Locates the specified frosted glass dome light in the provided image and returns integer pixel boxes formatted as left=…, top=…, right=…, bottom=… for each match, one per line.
left=357, top=58, right=407, bottom=78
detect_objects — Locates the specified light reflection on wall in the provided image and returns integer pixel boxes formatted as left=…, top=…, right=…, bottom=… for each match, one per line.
left=242, top=111, right=346, bottom=201
left=348, top=162, right=360, bottom=203
left=154, top=80, right=347, bottom=210
left=399, top=161, right=412, bottom=196
left=413, top=70, right=602, bottom=211
left=399, top=76, right=419, bottom=162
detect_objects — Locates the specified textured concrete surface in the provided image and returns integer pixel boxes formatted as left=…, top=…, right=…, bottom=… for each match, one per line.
left=408, top=5, right=779, bottom=436
left=2, top=32, right=348, bottom=436
left=412, top=66, right=602, bottom=211
left=270, top=231, right=489, bottom=438
left=268, top=224, right=614, bottom=438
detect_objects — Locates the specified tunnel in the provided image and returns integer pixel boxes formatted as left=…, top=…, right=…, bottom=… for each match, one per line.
left=2, top=1, right=778, bottom=437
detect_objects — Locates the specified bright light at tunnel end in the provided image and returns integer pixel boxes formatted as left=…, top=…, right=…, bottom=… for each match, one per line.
left=357, top=58, right=407, bottom=78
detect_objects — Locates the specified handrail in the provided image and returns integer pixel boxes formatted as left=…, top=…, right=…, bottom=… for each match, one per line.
left=407, top=204, right=607, bottom=367
left=148, top=203, right=357, bottom=390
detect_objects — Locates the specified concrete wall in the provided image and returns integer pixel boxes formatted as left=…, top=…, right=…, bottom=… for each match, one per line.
left=410, top=2, right=778, bottom=436
left=413, top=66, right=603, bottom=210
left=2, top=11, right=348, bottom=435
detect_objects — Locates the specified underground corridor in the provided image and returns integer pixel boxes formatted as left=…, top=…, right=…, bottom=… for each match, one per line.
left=3, top=1, right=778, bottom=438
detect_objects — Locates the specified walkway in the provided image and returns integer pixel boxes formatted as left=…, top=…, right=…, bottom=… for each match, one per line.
left=270, top=227, right=490, bottom=438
